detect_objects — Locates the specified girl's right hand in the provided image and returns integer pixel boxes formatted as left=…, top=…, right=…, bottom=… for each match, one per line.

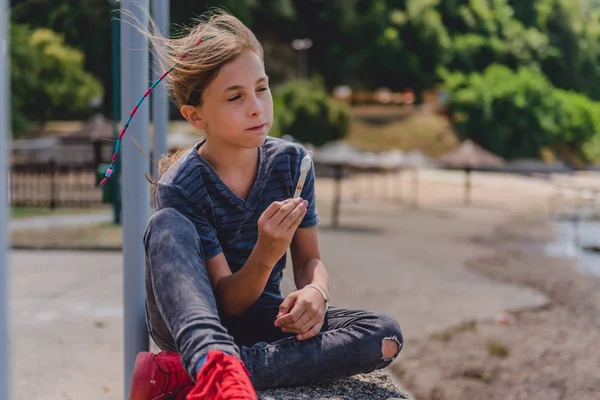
left=256, top=198, right=308, bottom=266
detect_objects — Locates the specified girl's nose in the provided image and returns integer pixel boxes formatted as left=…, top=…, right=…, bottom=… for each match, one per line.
left=248, top=94, right=263, bottom=117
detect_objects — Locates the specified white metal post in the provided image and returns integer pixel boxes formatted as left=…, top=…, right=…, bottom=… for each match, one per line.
left=151, top=0, right=170, bottom=178
left=0, top=0, right=11, bottom=397
left=120, top=1, right=151, bottom=397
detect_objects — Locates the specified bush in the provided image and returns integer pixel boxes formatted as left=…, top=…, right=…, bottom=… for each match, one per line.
left=271, top=78, right=350, bottom=146
left=444, top=64, right=600, bottom=162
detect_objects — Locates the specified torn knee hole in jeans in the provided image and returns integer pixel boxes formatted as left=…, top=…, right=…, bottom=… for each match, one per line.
left=381, top=335, right=402, bottom=362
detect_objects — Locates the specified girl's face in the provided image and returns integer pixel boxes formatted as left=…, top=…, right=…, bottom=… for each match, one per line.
left=187, top=49, right=273, bottom=149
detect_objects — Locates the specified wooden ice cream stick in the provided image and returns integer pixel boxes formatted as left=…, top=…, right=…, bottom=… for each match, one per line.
left=293, top=153, right=312, bottom=199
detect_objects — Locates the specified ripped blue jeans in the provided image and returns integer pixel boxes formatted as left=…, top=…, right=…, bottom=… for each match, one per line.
left=144, top=208, right=403, bottom=389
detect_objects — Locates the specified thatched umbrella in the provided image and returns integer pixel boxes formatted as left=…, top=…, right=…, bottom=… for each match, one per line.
left=439, top=139, right=505, bottom=205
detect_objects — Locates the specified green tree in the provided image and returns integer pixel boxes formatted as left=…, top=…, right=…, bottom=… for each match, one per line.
left=360, top=0, right=453, bottom=93
left=521, top=0, right=600, bottom=100
left=11, top=0, right=114, bottom=115
left=10, top=24, right=38, bottom=134
left=437, top=0, right=600, bottom=100
left=10, top=24, right=103, bottom=135
left=435, top=0, right=553, bottom=73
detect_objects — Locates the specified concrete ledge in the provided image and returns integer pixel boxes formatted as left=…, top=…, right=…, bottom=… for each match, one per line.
left=257, top=369, right=410, bottom=399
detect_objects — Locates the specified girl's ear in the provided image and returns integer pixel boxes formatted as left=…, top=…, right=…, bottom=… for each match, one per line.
left=180, top=105, right=206, bottom=130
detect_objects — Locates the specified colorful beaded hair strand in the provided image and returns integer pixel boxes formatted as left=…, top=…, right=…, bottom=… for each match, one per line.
left=99, top=35, right=215, bottom=187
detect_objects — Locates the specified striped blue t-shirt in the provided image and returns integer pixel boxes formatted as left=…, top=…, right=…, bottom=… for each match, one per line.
left=155, top=136, right=319, bottom=310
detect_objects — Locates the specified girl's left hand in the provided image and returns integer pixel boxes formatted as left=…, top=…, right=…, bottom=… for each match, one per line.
left=274, top=287, right=327, bottom=340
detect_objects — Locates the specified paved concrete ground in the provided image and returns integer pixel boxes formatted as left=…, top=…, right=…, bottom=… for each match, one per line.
left=10, top=212, right=113, bottom=231
left=10, top=251, right=124, bottom=400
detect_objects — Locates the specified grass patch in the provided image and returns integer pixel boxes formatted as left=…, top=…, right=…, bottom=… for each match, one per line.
left=430, top=320, right=478, bottom=342
left=11, top=222, right=123, bottom=249
left=11, top=207, right=57, bottom=219
left=461, top=367, right=494, bottom=383
left=486, top=340, right=510, bottom=358
left=11, top=207, right=107, bottom=219
left=346, top=106, right=459, bottom=157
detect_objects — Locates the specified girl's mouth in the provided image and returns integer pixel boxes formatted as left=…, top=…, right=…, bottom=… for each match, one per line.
left=247, top=123, right=267, bottom=131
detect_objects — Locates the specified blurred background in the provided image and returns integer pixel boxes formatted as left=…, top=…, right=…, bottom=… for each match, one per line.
left=4, top=0, right=600, bottom=399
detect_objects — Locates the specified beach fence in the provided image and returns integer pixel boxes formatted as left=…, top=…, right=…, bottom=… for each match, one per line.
left=9, top=160, right=104, bottom=209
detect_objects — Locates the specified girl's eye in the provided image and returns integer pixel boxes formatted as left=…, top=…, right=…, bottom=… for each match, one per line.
left=227, top=87, right=268, bottom=102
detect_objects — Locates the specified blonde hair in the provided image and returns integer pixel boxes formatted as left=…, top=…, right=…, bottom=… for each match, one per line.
left=149, top=10, right=263, bottom=108
left=136, top=9, right=264, bottom=181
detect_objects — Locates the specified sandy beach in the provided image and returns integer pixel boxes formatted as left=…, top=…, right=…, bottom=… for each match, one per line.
left=389, top=215, right=600, bottom=400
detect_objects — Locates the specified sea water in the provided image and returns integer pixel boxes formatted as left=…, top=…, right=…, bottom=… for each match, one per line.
left=544, top=217, right=600, bottom=277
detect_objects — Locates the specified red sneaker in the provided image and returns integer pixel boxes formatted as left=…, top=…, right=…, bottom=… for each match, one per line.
left=186, top=350, right=257, bottom=400
left=129, top=351, right=193, bottom=400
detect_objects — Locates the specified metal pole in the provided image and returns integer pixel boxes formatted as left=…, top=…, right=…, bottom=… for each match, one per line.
left=331, top=165, right=343, bottom=228
left=412, top=168, right=419, bottom=209
left=112, top=13, right=122, bottom=224
left=0, top=0, right=11, bottom=396
left=121, top=1, right=150, bottom=397
left=151, top=0, right=170, bottom=178
left=464, top=168, right=472, bottom=205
